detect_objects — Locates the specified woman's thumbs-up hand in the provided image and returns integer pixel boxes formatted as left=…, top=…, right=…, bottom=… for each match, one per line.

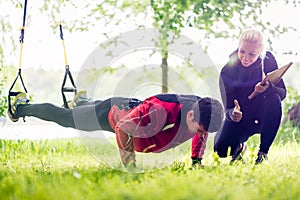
left=230, top=100, right=243, bottom=122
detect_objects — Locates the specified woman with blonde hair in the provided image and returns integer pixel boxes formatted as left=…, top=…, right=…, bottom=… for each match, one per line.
left=214, top=29, right=286, bottom=164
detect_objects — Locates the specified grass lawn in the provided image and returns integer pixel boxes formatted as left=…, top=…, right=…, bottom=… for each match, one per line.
left=1, top=122, right=300, bottom=200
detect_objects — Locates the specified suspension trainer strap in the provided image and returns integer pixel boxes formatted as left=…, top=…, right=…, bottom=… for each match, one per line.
left=18, top=0, right=27, bottom=68
left=59, top=23, right=69, bottom=67
left=58, top=22, right=77, bottom=108
left=19, top=0, right=27, bottom=43
left=8, top=0, right=28, bottom=120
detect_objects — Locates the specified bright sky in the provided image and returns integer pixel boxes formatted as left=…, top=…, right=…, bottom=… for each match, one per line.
left=2, top=1, right=300, bottom=71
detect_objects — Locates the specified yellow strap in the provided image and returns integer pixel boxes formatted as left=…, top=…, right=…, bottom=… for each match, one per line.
left=56, top=21, right=69, bottom=67
left=61, top=40, right=69, bottom=67
left=18, top=26, right=26, bottom=69
left=18, top=43, right=24, bottom=69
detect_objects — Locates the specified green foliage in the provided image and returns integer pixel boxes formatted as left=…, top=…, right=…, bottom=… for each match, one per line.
left=151, top=0, right=188, bottom=58
left=26, top=0, right=296, bottom=57
left=275, top=121, right=300, bottom=144
left=274, top=86, right=300, bottom=143
left=282, top=85, right=300, bottom=115
left=149, top=0, right=288, bottom=56
left=0, top=76, right=7, bottom=117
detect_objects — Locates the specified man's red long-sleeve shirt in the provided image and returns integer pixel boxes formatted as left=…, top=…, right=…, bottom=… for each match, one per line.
left=108, top=94, right=208, bottom=165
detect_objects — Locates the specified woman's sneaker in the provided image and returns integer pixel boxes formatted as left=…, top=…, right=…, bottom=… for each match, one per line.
left=230, top=143, right=247, bottom=163
left=255, top=151, right=268, bottom=164
left=7, top=92, right=29, bottom=122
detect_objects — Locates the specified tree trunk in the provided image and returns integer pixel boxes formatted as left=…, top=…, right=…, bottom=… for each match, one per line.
left=161, top=57, right=168, bottom=94
left=283, top=102, right=300, bottom=127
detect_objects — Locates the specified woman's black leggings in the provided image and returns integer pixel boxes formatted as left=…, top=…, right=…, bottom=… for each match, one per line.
left=16, top=97, right=142, bottom=132
left=214, top=92, right=282, bottom=156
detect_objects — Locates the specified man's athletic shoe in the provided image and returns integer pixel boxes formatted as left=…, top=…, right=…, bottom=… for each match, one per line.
left=71, top=90, right=90, bottom=108
left=7, top=92, right=29, bottom=122
left=255, top=151, right=268, bottom=164
left=230, top=142, right=247, bottom=163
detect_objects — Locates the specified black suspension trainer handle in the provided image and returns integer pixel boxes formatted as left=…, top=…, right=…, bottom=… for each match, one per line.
left=8, top=0, right=28, bottom=116
left=61, top=66, right=77, bottom=108
left=8, top=70, right=28, bottom=115
left=59, top=22, right=77, bottom=108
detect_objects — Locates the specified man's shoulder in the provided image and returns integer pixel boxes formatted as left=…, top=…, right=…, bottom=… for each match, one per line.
left=152, top=94, right=199, bottom=103
left=153, top=94, right=182, bottom=103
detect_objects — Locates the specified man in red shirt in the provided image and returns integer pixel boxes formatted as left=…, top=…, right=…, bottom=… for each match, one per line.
left=8, top=93, right=224, bottom=168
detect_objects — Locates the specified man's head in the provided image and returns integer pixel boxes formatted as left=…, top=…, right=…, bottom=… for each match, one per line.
left=186, top=97, right=224, bottom=134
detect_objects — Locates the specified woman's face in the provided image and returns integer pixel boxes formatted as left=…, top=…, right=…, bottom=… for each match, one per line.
left=238, top=41, right=262, bottom=67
